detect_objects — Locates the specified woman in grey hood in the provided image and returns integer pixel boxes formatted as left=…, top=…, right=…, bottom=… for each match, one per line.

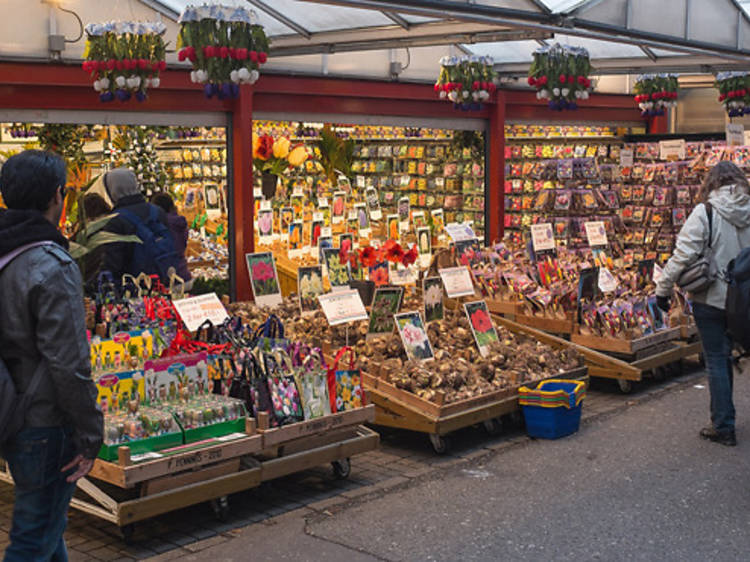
left=656, top=161, right=750, bottom=446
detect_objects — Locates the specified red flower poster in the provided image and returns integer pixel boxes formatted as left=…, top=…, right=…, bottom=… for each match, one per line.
left=463, top=300, right=498, bottom=357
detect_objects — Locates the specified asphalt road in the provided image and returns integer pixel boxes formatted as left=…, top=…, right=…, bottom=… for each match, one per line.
left=190, top=371, right=750, bottom=562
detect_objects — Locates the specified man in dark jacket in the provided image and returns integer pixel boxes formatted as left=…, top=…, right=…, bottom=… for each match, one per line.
left=151, top=192, right=193, bottom=289
left=100, top=167, right=171, bottom=280
left=0, top=150, right=103, bottom=560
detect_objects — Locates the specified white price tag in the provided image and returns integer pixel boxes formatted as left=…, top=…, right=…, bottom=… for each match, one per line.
left=445, top=223, right=476, bottom=243
left=659, top=139, right=686, bottom=160
left=585, top=221, right=608, bottom=247
left=619, top=148, right=634, bottom=167
left=727, top=123, right=745, bottom=147
left=317, top=290, right=369, bottom=326
left=530, top=223, right=555, bottom=253
left=439, top=266, right=476, bottom=298
left=172, top=293, right=229, bottom=332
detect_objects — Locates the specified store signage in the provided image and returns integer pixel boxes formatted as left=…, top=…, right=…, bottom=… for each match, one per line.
left=726, top=123, right=745, bottom=147
left=439, top=266, right=476, bottom=298
left=619, top=148, right=634, bottom=168
left=445, top=222, right=476, bottom=243
left=658, top=139, right=685, bottom=160
left=530, top=223, right=555, bottom=253
left=172, top=293, right=229, bottom=332
left=584, top=221, right=608, bottom=247
left=317, top=289, right=368, bottom=326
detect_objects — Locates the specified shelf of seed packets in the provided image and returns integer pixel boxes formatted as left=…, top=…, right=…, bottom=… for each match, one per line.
left=503, top=123, right=625, bottom=247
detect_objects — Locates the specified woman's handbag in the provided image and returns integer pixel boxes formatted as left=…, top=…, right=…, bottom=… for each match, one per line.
left=677, top=203, right=717, bottom=293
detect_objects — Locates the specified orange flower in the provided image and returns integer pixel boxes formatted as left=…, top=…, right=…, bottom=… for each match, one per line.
left=253, top=134, right=274, bottom=161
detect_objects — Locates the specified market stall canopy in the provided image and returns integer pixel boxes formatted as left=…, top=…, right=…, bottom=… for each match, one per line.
left=2, top=0, right=750, bottom=85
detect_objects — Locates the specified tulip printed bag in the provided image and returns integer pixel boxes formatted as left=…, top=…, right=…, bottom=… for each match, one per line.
left=327, top=346, right=364, bottom=413
left=292, top=345, right=331, bottom=420
left=252, top=314, right=289, bottom=352
left=263, top=350, right=304, bottom=426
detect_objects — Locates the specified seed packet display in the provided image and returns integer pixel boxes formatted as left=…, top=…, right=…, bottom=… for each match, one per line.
left=318, top=235, right=333, bottom=265
left=417, top=226, right=432, bottom=268
left=332, top=191, right=346, bottom=224
left=323, top=247, right=351, bottom=289
left=280, top=207, right=293, bottom=240
left=464, top=300, right=499, bottom=357
left=423, top=276, right=444, bottom=323
left=394, top=311, right=434, bottom=361
left=355, top=203, right=371, bottom=237
left=365, top=186, right=382, bottom=221
left=367, top=287, right=404, bottom=338
left=397, top=197, right=410, bottom=232
left=298, top=266, right=324, bottom=315
left=246, top=252, right=283, bottom=308
left=311, top=219, right=323, bottom=247
left=387, top=214, right=400, bottom=241
left=288, top=221, right=304, bottom=259
left=290, top=194, right=304, bottom=218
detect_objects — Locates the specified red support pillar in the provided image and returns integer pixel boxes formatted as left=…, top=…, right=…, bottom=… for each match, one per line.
left=231, top=84, right=254, bottom=302
left=648, top=113, right=669, bottom=134
left=487, top=90, right=506, bottom=244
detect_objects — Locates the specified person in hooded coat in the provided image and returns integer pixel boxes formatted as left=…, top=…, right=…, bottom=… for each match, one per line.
left=656, top=161, right=750, bottom=446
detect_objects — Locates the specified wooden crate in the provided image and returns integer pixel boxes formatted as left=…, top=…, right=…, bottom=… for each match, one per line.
left=571, top=327, right=681, bottom=354
left=256, top=405, right=375, bottom=448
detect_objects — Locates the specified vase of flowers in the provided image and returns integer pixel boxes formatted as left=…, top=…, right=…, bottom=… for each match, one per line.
left=253, top=134, right=308, bottom=199
left=435, top=55, right=497, bottom=111
left=528, top=44, right=592, bottom=111
left=178, top=4, right=269, bottom=99
left=634, top=74, right=678, bottom=116
left=715, top=71, right=750, bottom=117
left=82, top=21, right=167, bottom=103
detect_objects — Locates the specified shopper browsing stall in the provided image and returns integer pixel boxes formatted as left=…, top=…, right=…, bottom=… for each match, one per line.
left=0, top=150, right=103, bottom=560
left=151, top=192, right=193, bottom=290
left=656, top=161, right=750, bottom=446
left=100, top=167, right=181, bottom=283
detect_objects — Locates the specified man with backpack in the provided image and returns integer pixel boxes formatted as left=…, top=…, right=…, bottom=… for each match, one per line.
left=100, top=167, right=182, bottom=283
left=0, top=150, right=103, bottom=560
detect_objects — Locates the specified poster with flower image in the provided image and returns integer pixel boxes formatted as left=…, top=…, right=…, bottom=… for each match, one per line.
left=464, top=300, right=498, bottom=357
left=258, top=209, right=273, bottom=244
left=311, top=219, right=323, bottom=248
left=369, top=261, right=389, bottom=286
left=298, top=266, right=324, bottom=315
left=455, top=238, right=482, bottom=267
left=365, top=186, right=382, bottom=220
left=387, top=214, right=400, bottom=241
left=355, top=203, right=371, bottom=238
left=318, top=236, right=333, bottom=265
left=204, top=183, right=221, bottom=219
left=323, top=247, right=351, bottom=290
left=332, top=191, right=346, bottom=224
left=431, top=209, right=446, bottom=239
left=395, top=311, right=434, bottom=361
left=397, top=197, right=410, bottom=232
left=417, top=226, right=432, bottom=269
left=246, top=252, right=282, bottom=308
left=280, top=207, right=293, bottom=241
left=367, top=287, right=404, bottom=339
left=290, top=194, right=304, bottom=218
left=423, top=276, right=444, bottom=323
left=288, top=221, right=303, bottom=259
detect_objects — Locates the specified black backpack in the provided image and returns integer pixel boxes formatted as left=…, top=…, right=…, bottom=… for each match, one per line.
left=118, top=206, right=181, bottom=284
left=725, top=247, right=750, bottom=355
left=0, top=242, right=50, bottom=449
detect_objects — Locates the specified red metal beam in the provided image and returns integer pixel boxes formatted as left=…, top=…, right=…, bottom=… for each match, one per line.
left=231, top=86, right=254, bottom=302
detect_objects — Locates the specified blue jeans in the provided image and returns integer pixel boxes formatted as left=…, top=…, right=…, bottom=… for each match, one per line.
left=3, top=426, right=77, bottom=562
left=692, top=302, right=735, bottom=433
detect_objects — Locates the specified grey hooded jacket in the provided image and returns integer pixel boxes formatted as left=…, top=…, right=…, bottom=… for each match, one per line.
left=656, top=184, right=750, bottom=309
left=0, top=241, right=103, bottom=459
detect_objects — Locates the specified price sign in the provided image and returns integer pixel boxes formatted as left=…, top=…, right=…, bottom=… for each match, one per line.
left=439, top=266, right=476, bottom=298
left=619, top=148, right=634, bottom=167
left=597, top=267, right=618, bottom=293
left=172, top=293, right=229, bottom=332
left=389, top=267, right=418, bottom=286
left=726, top=123, right=745, bottom=147
left=584, top=221, right=608, bottom=247
left=317, top=290, right=368, bottom=326
left=530, top=223, right=555, bottom=253
left=445, top=223, right=476, bottom=243
left=659, top=139, right=686, bottom=160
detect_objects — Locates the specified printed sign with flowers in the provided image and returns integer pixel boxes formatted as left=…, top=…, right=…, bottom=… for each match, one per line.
left=246, top=251, right=282, bottom=307
left=395, top=312, right=434, bottom=361
left=178, top=4, right=269, bottom=98
left=528, top=43, right=592, bottom=111
left=298, top=266, right=324, bottom=314
left=82, top=21, right=167, bottom=103
left=464, top=301, right=499, bottom=357
left=423, top=276, right=444, bottom=323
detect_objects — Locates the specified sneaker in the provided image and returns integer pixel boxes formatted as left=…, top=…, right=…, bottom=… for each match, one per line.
left=699, top=426, right=737, bottom=446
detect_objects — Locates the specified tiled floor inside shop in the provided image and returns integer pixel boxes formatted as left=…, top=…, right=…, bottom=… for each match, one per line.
left=0, top=369, right=702, bottom=561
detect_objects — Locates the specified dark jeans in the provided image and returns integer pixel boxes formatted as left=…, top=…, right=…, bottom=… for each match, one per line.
left=692, top=302, right=735, bottom=433
left=3, top=426, right=76, bottom=562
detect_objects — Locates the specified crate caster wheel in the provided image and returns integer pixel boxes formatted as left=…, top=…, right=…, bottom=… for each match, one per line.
left=332, top=458, right=351, bottom=480
left=617, top=379, right=634, bottom=394
left=120, top=524, right=135, bottom=544
left=653, top=367, right=667, bottom=382
left=482, top=418, right=502, bottom=435
left=210, top=496, right=230, bottom=521
left=429, top=433, right=449, bottom=454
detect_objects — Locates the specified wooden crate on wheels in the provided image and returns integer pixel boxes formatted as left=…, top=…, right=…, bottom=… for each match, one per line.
left=569, top=327, right=703, bottom=394
left=361, top=316, right=589, bottom=454
left=0, top=408, right=378, bottom=542
left=484, top=298, right=575, bottom=336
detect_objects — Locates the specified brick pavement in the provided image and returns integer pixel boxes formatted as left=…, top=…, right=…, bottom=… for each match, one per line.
left=0, top=366, right=704, bottom=561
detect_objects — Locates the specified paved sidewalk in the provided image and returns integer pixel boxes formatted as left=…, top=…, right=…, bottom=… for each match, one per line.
left=0, top=368, right=703, bottom=561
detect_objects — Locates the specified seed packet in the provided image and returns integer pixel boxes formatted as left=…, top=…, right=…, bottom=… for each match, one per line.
left=620, top=185, right=633, bottom=202
left=578, top=191, right=598, bottom=211
left=672, top=207, right=687, bottom=227
left=631, top=164, right=645, bottom=180
left=557, top=160, right=574, bottom=180
left=633, top=299, right=653, bottom=335
left=554, top=191, right=572, bottom=210
left=632, top=228, right=646, bottom=245
left=643, top=165, right=656, bottom=182
left=632, top=185, right=646, bottom=201
left=675, top=187, right=692, bottom=205
left=632, top=207, right=645, bottom=224
left=554, top=218, right=570, bottom=239
left=653, top=187, right=671, bottom=206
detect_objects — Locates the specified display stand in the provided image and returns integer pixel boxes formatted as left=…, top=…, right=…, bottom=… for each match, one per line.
left=355, top=316, right=588, bottom=454
left=569, top=327, right=702, bottom=393
left=0, top=408, right=377, bottom=541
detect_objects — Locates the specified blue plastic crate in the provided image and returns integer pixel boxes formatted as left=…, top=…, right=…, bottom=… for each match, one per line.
left=519, top=379, right=585, bottom=439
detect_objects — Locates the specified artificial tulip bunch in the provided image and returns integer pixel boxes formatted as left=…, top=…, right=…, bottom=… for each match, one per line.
left=82, top=22, right=167, bottom=103
left=715, top=71, right=750, bottom=117
left=435, top=56, right=498, bottom=110
left=528, top=44, right=593, bottom=111
left=633, top=74, right=678, bottom=117
left=178, top=4, right=269, bottom=99
left=252, top=134, right=309, bottom=176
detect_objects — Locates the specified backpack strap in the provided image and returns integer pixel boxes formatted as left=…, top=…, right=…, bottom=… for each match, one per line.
left=705, top=202, right=713, bottom=249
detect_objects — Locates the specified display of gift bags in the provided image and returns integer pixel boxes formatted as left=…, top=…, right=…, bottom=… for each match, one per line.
left=327, top=346, right=365, bottom=413
left=291, top=344, right=331, bottom=420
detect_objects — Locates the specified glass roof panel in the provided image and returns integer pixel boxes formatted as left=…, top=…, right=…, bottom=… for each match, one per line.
left=463, top=41, right=540, bottom=63
left=156, top=0, right=296, bottom=35
left=255, top=0, right=393, bottom=32
left=549, top=34, right=646, bottom=58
